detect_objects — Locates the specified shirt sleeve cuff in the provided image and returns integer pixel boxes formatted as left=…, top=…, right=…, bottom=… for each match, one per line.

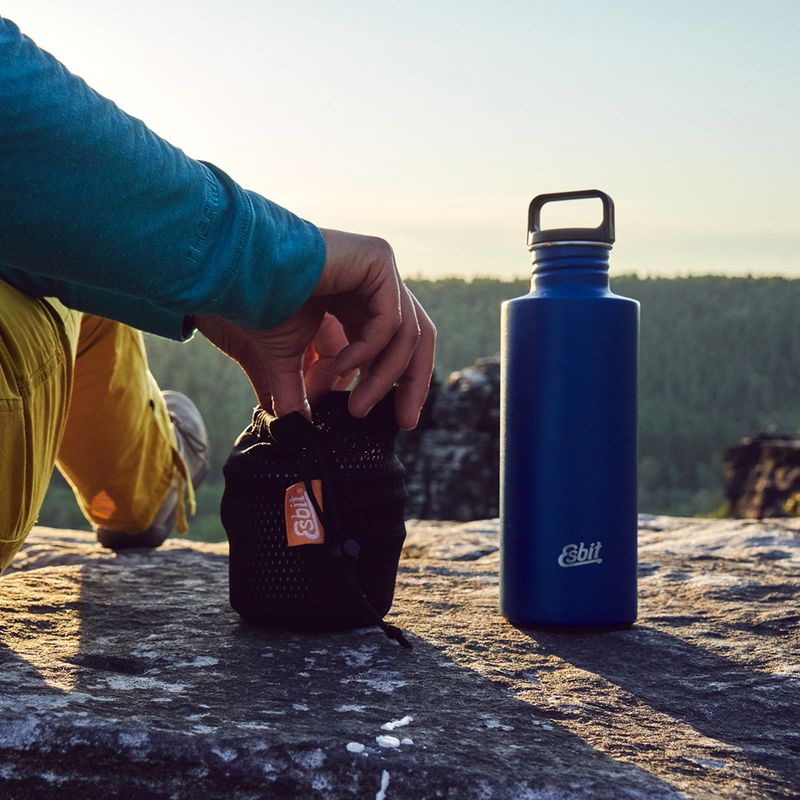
left=0, top=266, right=196, bottom=342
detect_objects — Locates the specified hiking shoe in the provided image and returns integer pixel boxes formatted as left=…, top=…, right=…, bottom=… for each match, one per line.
left=96, top=390, right=210, bottom=550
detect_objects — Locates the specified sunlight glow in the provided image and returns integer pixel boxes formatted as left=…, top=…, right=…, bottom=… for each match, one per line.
left=3, top=0, right=799, bottom=279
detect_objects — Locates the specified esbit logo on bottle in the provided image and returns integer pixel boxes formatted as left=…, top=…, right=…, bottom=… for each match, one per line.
left=557, top=541, right=603, bottom=568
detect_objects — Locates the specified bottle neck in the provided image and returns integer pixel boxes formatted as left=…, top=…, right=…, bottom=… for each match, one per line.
left=530, top=243, right=611, bottom=293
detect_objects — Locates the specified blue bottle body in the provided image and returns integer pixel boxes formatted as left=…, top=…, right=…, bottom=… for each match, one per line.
left=500, top=242, right=639, bottom=628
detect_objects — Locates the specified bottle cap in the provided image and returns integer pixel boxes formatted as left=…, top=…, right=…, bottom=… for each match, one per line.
left=527, top=190, right=615, bottom=249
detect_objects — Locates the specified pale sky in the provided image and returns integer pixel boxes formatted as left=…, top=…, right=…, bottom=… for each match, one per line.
left=4, top=0, right=799, bottom=279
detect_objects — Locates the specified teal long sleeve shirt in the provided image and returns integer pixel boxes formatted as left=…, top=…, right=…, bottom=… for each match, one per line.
left=0, top=17, right=326, bottom=341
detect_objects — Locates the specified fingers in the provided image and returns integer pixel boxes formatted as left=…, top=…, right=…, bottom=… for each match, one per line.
left=312, top=313, right=350, bottom=359
left=347, top=284, right=422, bottom=419
left=305, top=360, right=358, bottom=404
left=230, top=228, right=435, bottom=428
left=258, top=301, right=326, bottom=418
left=333, top=372, right=358, bottom=391
left=266, top=357, right=312, bottom=420
left=304, top=314, right=355, bottom=403
left=394, top=293, right=437, bottom=429
left=332, top=244, right=404, bottom=376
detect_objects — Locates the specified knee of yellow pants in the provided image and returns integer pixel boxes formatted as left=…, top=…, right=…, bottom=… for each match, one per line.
left=0, top=279, right=192, bottom=569
left=0, top=281, right=79, bottom=573
left=56, top=315, right=185, bottom=534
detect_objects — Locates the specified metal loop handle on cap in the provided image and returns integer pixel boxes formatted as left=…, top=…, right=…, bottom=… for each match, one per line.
left=527, top=189, right=615, bottom=249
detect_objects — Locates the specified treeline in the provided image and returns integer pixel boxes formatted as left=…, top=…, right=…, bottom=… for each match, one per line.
left=411, top=275, right=800, bottom=515
left=40, top=276, right=800, bottom=538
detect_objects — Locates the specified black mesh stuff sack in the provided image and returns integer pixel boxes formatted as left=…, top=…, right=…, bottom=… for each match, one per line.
left=221, top=390, right=411, bottom=648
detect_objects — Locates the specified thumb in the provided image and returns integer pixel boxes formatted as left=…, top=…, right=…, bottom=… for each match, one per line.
left=266, top=358, right=312, bottom=419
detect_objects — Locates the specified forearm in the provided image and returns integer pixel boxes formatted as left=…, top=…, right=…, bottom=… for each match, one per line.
left=0, top=17, right=324, bottom=330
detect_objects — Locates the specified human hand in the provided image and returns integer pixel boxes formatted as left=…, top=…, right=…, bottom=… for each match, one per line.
left=197, top=228, right=436, bottom=430
left=309, top=229, right=436, bottom=429
left=193, top=312, right=357, bottom=414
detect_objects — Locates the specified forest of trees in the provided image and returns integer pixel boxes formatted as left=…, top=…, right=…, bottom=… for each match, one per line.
left=39, top=276, right=800, bottom=540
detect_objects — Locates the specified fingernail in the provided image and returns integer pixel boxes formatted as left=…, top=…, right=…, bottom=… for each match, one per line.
left=348, top=399, right=370, bottom=419
left=399, top=412, right=420, bottom=431
left=274, top=399, right=312, bottom=420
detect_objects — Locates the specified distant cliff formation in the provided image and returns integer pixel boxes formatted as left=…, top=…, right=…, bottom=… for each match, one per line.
left=402, top=361, right=800, bottom=523
left=724, top=434, right=800, bottom=518
left=398, top=357, right=500, bottom=521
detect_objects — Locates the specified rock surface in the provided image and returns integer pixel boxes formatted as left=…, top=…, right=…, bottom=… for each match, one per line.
left=1, top=517, right=799, bottom=799
left=724, top=434, right=800, bottom=518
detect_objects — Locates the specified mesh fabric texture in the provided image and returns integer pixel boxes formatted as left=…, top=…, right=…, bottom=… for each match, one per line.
left=222, top=390, right=408, bottom=634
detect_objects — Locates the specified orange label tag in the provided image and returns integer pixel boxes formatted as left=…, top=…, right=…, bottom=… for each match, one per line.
left=284, top=480, right=325, bottom=547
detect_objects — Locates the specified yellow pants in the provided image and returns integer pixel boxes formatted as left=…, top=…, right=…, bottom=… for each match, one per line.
left=0, top=279, right=188, bottom=573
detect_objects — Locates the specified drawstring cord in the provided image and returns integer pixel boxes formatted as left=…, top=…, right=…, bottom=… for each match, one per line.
left=299, top=440, right=412, bottom=650
left=340, top=550, right=412, bottom=649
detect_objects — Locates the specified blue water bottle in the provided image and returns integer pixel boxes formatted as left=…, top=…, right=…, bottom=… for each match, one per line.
left=500, top=190, right=638, bottom=629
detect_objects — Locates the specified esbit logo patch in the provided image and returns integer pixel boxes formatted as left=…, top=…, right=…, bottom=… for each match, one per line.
left=284, top=480, right=325, bottom=547
left=557, top=541, right=603, bottom=568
